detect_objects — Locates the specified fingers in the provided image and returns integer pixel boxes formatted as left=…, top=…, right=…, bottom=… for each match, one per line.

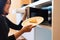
left=30, top=25, right=36, bottom=28
left=23, top=24, right=36, bottom=30
left=26, top=24, right=36, bottom=28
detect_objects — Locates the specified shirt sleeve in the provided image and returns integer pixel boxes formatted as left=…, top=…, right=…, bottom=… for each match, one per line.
left=5, top=17, right=23, bottom=30
left=8, top=35, right=16, bottom=40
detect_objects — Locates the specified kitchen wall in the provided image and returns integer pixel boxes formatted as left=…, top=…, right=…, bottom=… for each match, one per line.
left=7, top=0, right=21, bottom=23
left=7, top=0, right=32, bottom=23
left=8, top=0, right=22, bottom=36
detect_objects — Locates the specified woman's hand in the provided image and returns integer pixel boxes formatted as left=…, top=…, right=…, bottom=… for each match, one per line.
left=22, top=8, right=27, bottom=21
left=22, top=7, right=30, bottom=21
left=22, top=25, right=34, bottom=32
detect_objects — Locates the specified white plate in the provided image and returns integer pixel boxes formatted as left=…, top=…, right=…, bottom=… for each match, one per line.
left=22, top=16, right=44, bottom=27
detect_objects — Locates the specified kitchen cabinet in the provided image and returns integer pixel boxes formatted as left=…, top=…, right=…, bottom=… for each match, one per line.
left=34, top=25, right=52, bottom=40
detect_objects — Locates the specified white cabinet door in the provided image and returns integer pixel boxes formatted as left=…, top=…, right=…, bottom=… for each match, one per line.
left=34, top=27, right=52, bottom=40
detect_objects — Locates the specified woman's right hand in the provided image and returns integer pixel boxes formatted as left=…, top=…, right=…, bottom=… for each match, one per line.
left=14, top=25, right=35, bottom=39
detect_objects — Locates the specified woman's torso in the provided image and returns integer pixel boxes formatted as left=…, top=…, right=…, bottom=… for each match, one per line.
left=0, top=15, right=9, bottom=40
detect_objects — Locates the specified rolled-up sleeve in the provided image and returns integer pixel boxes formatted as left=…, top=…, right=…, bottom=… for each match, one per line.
left=8, top=35, right=16, bottom=40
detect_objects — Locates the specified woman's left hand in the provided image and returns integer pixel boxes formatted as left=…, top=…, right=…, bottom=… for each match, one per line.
left=22, top=9, right=27, bottom=21
left=22, top=7, right=30, bottom=21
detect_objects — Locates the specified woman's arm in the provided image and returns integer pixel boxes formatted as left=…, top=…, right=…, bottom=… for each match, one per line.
left=5, top=17, right=23, bottom=30
left=8, top=25, right=34, bottom=40
left=5, top=10, right=27, bottom=30
left=13, top=25, right=34, bottom=39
